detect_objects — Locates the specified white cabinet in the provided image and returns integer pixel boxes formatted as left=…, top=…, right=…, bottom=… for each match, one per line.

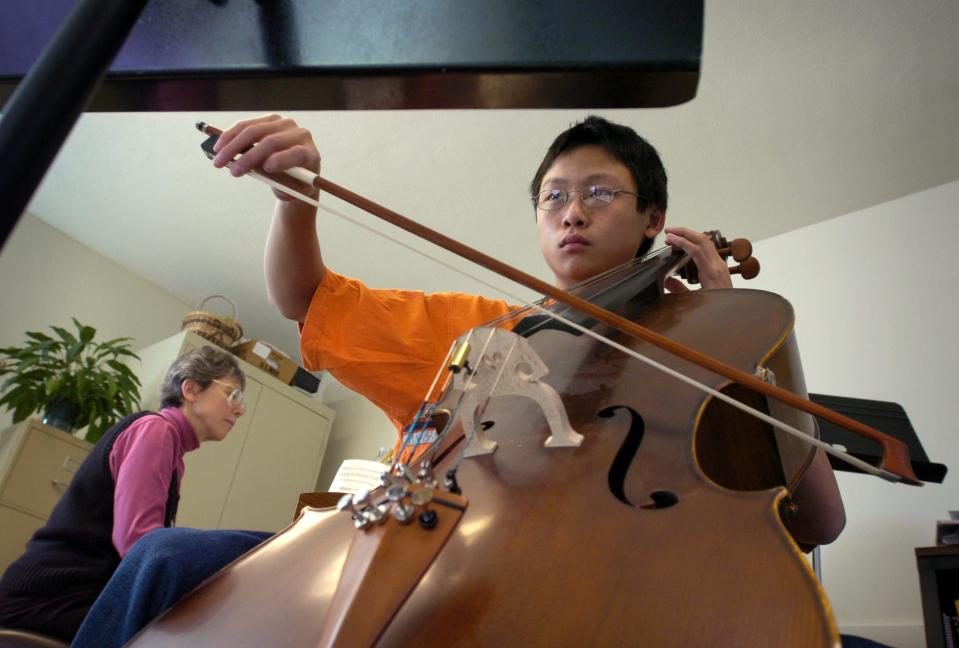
left=0, top=419, right=92, bottom=572
left=134, top=332, right=333, bottom=532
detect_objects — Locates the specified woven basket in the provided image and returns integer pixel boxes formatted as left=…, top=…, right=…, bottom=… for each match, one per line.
left=181, top=295, right=243, bottom=349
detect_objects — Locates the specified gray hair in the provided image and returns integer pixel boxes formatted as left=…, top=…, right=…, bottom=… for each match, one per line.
left=160, top=346, right=246, bottom=408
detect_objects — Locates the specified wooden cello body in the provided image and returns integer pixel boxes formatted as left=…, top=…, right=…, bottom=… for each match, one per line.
left=128, top=258, right=839, bottom=646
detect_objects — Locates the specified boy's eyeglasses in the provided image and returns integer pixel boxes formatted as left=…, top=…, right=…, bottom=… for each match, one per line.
left=533, top=186, right=643, bottom=211
left=212, top=379, right=245, bottom=410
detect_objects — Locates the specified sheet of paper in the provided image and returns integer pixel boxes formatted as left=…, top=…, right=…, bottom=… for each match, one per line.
left=328, top=458, right=389, bottom=494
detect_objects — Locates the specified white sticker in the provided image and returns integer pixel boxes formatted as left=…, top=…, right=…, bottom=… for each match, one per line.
left=252, top=342, right=271, bottom=359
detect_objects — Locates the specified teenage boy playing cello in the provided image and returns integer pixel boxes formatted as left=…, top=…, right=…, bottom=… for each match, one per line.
left=211, top=113, right=845, bottom=548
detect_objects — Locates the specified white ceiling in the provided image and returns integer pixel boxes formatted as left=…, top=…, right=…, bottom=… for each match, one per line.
left=18, top=0, right=959, bottom=364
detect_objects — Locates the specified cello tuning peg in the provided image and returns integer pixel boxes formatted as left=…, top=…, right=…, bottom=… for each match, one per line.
left=336, top=493, right=355, bottom=513
left=354, top=488, right=372, bottom=508
left=393, top=503, right=415, bottom=524
left=336, top=493, right=372, bottom=529
left=364, top=503, right=390, bottom=525
left=386, top=483, right=408, bottom=502
left=411, top=487, right=434, bottom=506
left=730, top=257, right=761, bottom=280
left=728, top=238, right=752, bottom=262
left=395, top=463, right=417, bottom=484
left=715, top=238, right=753, bottom=263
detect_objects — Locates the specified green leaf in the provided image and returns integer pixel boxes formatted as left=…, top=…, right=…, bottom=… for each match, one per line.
left=44, top=377, right=62, bottom=397
left=13, top=397, right=38, bottom=422
left=15, top=357, right=38, bottom=371
left=106, top=359, right=126, bottom=372
left=19, top=370, right=47, bottom=385
left=2, top=379, right=36, bottom=399
left=38, top=340, right=59, bottom=361
left=66, top=342, right=84, bottom=364
left=50, top=326, right=78, bottom=347
left=74, top=319, right=96, bottom=344
left=100, top=336, right=135, bottom=347
left=85, top=403, right=97, bottom=429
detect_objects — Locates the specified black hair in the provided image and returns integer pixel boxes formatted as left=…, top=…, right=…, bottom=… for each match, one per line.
left=531, top=116, right=668, bottom=257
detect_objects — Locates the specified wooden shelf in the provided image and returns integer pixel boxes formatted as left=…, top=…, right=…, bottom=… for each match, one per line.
left=916, top=545, right=959, bottom=648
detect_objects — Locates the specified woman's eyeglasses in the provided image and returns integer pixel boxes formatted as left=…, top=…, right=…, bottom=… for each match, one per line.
left=212, top=379, right=245, bottom=410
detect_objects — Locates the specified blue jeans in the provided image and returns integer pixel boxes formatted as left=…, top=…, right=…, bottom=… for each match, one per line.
left=71, top=527, right=271, bottom=648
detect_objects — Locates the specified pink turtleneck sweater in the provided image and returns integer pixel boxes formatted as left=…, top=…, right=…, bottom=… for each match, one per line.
left=108, top=407, right=199, bottom=557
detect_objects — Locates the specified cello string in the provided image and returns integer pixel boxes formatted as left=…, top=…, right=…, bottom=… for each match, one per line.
left=391, top=340, right=459, bottom=467
left=478, top=247, right=677, bottom=337
left=421, top=301, right=894, bottom=480
left=232, top=161, right=900, bottom=482
left=394, top=328, right=495, bottom=470
left=203, top=121, right=919, bottom=486
left=445, top=330, right=523, bottom=475
left=409, top=253, right=671, bottom=462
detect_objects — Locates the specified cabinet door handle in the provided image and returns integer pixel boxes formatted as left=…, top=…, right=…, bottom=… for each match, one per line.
left=62, top=456, right=82, bottom=473
left=50, top=479, right=69, bottom=489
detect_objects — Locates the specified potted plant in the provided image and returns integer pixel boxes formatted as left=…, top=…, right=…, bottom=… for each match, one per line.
left=0, top=318, right=142, bottom=444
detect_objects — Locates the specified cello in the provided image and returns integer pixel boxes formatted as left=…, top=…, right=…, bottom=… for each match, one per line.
left=125, top=126, right=921, bottom=646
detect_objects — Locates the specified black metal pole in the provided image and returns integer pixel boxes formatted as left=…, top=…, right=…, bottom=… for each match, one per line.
left=0, top=0, right=149, bottom=253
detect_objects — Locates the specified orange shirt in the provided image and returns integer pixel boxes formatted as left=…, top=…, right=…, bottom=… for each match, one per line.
left=299, top=270, right=513, bottom=435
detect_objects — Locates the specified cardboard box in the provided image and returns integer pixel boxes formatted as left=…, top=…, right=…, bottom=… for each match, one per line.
left=230, top=339, right=298, bottom=385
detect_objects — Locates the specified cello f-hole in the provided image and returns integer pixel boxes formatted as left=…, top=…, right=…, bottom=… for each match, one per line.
left=600, top=406, right=681, bottom=510
left=600, top=405, right=644, bottom=506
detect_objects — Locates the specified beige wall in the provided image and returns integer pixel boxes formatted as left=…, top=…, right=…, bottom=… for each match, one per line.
left=0, top=214, right=192, bottom=431
left=747, top=179, right=959, bottom=647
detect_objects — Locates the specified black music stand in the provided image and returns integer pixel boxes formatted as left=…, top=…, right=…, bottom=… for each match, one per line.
left=809, top=393, right=947, bottom=483
left=806, top=394, right=946, bottom=588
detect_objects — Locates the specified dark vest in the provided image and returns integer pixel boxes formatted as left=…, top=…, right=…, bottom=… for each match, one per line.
left=0, top=412, right=180, bottom=595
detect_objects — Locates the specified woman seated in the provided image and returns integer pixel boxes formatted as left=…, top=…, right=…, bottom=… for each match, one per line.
left=0, top=345, right=264, bottom=642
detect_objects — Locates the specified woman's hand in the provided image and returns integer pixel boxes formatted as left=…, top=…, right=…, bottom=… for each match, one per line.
left=663, top=226, right=734, bottom=291
left=211, top=114, right=321, bottom=201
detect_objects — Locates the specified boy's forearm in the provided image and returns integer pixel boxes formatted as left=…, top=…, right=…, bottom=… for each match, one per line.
left=785, top=449, right=846, bottom=550
left=264, top=198, right=325, bottom=322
